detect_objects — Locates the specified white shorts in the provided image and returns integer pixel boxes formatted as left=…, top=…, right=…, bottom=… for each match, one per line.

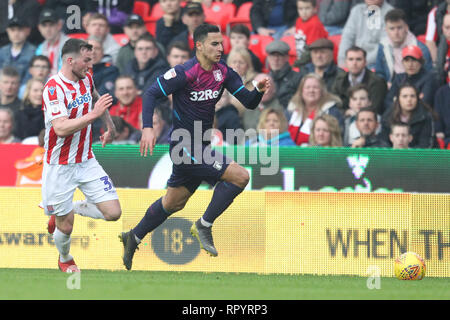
left=41, top=158, right=119, bottom=216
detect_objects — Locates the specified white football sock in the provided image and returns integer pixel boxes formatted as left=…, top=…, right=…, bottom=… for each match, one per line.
left=54, top=228, right=72, bottom=263
left=73, top=200, right=105, bottom=220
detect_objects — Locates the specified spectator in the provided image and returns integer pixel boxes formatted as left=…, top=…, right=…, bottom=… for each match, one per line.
left=350, top=107, right=388, bottom=147
left=246, top=108, right=297, bottom=146
left=299, top=38, right=345, bottom=91
left=434, top=64, right=450, bottom=147
left=0, top=67, right=21, bottom=112
left=214, top=91, right=243, bottom=144
left=389, top=122, right=413, bottom=149
left=106, top=116, right=142, bottom=144
left=170, top=1, right=206, bottom=53
left=0, top=17, right=36, bottom=85
left=430, top=0, right=450, bottom=45
left=242, top=73, right=283, bottom=131
left=375, top=9, right=432, bottom=84
left=153, top=106, right=171, bottom=144
left=317, top=0, right=354, bottom=36
left=19, top=55, right=51, bottom=99
left=379, top=84, right=435, bottom=148
left=124, top=33, right=169, bottom=94
left=285, top=0, right=328, bottom=61
left=338, top=0, right=394, bottom=69
left=35, top=9, right=70, bottom=77
left=8, top=0, right=42, bottom=45
left=308, top=114, right=343, bottom=147
left=87, top=37, right=119, bottom=97
left=388, top=0, right=433, bottom=36
left=0, top=107, right=21, bottom=144
left=384, top=45, right=439, bottom=111
left=166, top=41, right=191, bottom=67
left=332, top=46, right=387, bottom=114
left=109, top=76, right=143, bottom=130
left=228, top=24, right=262, bottom=72
left=288, top=73, right=343, bottom=146
left=226, top=47, right=258, bottom=115
left=436, top=14, right=450, bottom=85
left=343, top=84, right=381, bottom=146
left=116, top=14, right=149, bottom=75
left=250, top=0, right=297, bottom=39
left=266, top=40, right=302, bottom=108
left=156, top=0, right=188, bottom=49
left=85, top=13, right=121, bottom=64
left=14, top=79, right=45, bottom=140
left=84, top=0, right=134, bottom=34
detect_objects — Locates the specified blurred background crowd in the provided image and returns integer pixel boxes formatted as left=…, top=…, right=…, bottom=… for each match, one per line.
left=0, top=0, right=449, bottom=149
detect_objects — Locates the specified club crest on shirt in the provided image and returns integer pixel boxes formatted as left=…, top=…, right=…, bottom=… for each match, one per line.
left=48, top=86, right=56, bottom=96
left=213, top=70, right=223, bottom=82
left=164, top=68, right=176, bottom=80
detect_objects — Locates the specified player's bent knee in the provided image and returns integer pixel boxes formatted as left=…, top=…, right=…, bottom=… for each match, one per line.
left=103, top=208, right=122, bottom=221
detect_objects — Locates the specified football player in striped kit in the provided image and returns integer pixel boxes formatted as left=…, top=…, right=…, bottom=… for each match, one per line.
left=41, top=39, right=122, bottom=272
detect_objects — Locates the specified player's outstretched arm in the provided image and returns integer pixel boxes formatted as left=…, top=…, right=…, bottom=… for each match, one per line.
left=52, top=94, right=113, bottom=137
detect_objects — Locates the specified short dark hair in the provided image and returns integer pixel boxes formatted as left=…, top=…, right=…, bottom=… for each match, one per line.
left=88, top=13, right=109, bottom=25
left=356, top=107, right=377, bottom=121
left=346, top=46, right=367, bottom=59
left=29, top=55, right=51, bottom=69
left=348, top=83, right=370, bottom=99
left=230, top=24, right=250, bottom=39
left=135, top=33, right=157, bottom=47
left=115, top=75, right=137, bottom=88
left=167, top=41, right=191, bottom=57
left=0, top=66, right=20, bottom=79
left=193, top=23, right=220, bottom=44
left=297, top=0, right=316, bottom=6
left=390, top=122, right=411, bottom=134
left=385, top=9, right=407, bottom=24
left=61, top=38, right=93, bottom=58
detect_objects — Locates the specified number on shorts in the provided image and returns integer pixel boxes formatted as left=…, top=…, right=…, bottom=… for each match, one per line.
left=100, top=176, right=112, bottom=191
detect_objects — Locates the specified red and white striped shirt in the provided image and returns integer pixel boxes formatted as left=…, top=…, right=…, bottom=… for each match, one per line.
left=42, top=71, right=95, bottom=165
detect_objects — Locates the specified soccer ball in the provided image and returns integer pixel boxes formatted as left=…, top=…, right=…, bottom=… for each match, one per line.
left=394, top=252, right=426, bottom=280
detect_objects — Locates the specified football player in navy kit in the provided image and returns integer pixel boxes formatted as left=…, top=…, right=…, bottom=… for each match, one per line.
left=119, top=24, right=270, bottom=270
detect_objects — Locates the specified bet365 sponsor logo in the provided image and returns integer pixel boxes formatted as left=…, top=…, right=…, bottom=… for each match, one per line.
left=68, top=93, right=91, bottom=110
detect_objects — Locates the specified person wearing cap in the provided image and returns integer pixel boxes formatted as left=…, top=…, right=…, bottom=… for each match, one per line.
left=331, top=46, right=387, bottom=115
left=0, top=17, right=36, bottom=85
left=156, top=0, right=188, bottom=49
left=169, top=1, right=205, bottom=53
left=266, top=39, right=302, bottom=109
left=116, top=14, right=149, bottom=75
left=384, top=45, right=439, bottom=111
left=299, top=38, right=345, bottom=91
left=7, top=0, right=41, bottom=46
left=35, top=9, right=70, bottom=77
left=434, top=60, right=450, bottom=148
left=375, top=8, right=433, bottom=85
left=85, top=13, right=121, bottom=65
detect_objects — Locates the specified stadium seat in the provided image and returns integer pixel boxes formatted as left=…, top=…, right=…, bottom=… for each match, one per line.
left=149, top=2, right=164, bottom=19
left=328, top=34, right=341, bottom=64
left=113, top=33, right=129, bottom=46
left=248, top=34, right=274, bottom=67
left=226, top=2, right=252, bottom=34
left=417, top=34, right=426, bottom=44
left=37, top=0, right=46, bottom=5
left=203, top=2, right=236, bottom=34
left=68, top=33, right=89, bottom=40
left=133, top=1, right=151, bottom=18
left=280, top=35, right=297, bottom=65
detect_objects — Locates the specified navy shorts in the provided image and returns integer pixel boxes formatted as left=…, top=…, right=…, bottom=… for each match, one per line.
left=167, top=145, right=231, bottom=193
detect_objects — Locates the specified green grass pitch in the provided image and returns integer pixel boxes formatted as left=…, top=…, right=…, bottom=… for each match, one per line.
left=0, top=268, right=449, bottom=300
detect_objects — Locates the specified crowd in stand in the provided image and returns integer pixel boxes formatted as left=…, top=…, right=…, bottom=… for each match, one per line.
left=0, top=0, right=449, bottom=149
